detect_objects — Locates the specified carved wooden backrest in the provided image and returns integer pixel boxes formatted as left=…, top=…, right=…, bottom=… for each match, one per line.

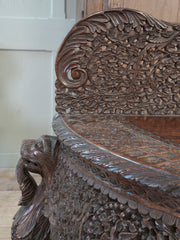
left=12, top=9, right=180, bottom=240
left=55, top=9, right=179, bottom=116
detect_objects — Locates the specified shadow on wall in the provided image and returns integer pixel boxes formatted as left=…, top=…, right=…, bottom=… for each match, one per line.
left=0, top=50, right=53, bottom=167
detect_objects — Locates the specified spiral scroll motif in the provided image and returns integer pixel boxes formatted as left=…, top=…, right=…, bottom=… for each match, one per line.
left=55, top=9, right=168, bottom=89
left=55, top=9, right=180, bottom=115
left=55, top=13, right=109, bottom=88
left=56, top=50, right=88, bottom=88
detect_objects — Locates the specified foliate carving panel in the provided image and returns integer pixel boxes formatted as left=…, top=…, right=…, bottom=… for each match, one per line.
left=53, top=115, right=180, bottom=220
left=55, top=9, right=180, bottom=116
left=11, top=133, right=180, bottom=239
left=45, top=152, right=180, bottom=240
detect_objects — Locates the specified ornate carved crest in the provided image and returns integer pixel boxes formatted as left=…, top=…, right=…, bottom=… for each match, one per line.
left=55, top=9, right=180, bottom=115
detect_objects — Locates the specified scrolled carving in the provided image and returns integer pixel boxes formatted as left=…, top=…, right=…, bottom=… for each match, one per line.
left=53, top=114, right=180, bottom=222
left=81, top=201, right=180, bottom=240
left=45, top=157, right=180, bottom=240
left=55, top=13, right=111, bottom=89
left=12, top=8, right=180, bottom=240
left=56, top=51, right=88, bottom=88
left=11, top=135, right=59, bottom=240
left=55, top=28, right=88, bottom=88
left=55, top=9, right=180, bottom=115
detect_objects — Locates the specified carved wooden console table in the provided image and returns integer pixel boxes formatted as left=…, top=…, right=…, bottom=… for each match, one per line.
left=12, top=9, right=180, bottom=240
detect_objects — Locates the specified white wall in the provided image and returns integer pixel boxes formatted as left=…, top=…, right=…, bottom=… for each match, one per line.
left=0, top=0, right=75, bottom=167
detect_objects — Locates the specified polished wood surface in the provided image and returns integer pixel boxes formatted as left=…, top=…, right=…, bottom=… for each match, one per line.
left=63, top=114, right=180, bottom=175
left=128, top=116, right=180, bottom=144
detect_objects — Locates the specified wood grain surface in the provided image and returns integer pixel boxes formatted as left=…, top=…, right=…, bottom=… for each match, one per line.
left=123, top=0, right=180, bottom=22
left=77, top=0, right=180, bottom=22
left=127, top=116, right=180, bottom=144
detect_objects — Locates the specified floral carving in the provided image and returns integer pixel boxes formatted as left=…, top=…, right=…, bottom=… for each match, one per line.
left=45, top=155, right=180, bottom=240
left=55, top=9, right=180, bottom=115
left=12, top=8, right=180, bottom=240
left=53, top=114, right=180, bottom=221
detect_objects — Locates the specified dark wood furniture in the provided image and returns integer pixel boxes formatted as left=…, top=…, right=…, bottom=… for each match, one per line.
left=12, top=9, right=180, bottom=240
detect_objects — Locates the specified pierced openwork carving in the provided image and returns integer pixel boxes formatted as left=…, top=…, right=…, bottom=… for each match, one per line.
left=12, top=135, right=59, bottom=240
left=55, top=9, right=180, bottom=115
left=12, top=8, right=180, bottom=240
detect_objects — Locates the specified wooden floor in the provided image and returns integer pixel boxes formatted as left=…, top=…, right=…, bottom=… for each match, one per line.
left=0, top=168, right=21, bottom=240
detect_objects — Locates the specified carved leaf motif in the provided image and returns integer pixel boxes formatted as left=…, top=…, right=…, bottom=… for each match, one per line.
left=105, top=11, right=128, bottom=29
left=144, top=13, right=167, bottom=29
left=55, top=8, right=176, bottom=96
left=55, top=8, right=179, bottom=114
left=149, top=36, right=170, bottom=44
left=79, top=14, right=109, bottom=33
left=117, top=232, right=138, bottom=239
left=15, top=204, right=43, bottom=238
left=16, top=158, right=37, bottom=206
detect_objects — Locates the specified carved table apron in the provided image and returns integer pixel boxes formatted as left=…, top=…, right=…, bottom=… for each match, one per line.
left=12, top=8, right=180, bottom=240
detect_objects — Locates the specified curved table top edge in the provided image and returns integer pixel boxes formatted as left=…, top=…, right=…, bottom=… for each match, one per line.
left=53, top=114, right=180, bottom=200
